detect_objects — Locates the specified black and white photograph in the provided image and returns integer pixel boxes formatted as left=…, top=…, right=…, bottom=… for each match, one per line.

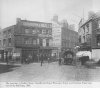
left=0, top=0, right=100, bottom=88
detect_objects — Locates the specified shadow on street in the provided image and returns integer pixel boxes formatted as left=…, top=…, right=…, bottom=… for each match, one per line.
left=0, top=64, right=20, bottom=74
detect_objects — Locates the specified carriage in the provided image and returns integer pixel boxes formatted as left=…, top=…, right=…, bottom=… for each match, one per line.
left=62, top=50, right=74, bottom=65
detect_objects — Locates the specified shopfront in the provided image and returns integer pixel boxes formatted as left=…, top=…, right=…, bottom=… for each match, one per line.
left=39, top=47, right=52, bottom=61
left=21, top=48, right=39, bottom=63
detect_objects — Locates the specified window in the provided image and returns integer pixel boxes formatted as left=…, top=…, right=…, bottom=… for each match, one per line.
left=48, top=30, right=52, bottom=35
left=39, top=39, right=43, bottom=46
left=8, top=29, right=11, bottom=36
left=32, top=30, right=36, bottom=34
left=46, top=39, right=49, bottom=46
left=83, top=26, right=85, bottom=34
left=97, top=35, right=100, bottom=46
left=33, top=39, right=37, bottom=45
left=42, top=29, right=46, bottom=34
left=43, top=39, right=46, bottom=46
left=25, top=38, right=32, bottom=44
left=98, top=20, right=100, bottom=28
left=25, top=38, right=28, bottom=44
left=37, top=39, right=39, bottom=44
left=86, top=24, right=89, bottom=33
left=79, top=36, right=81, bottom=43
left=3, top=39, right=6, bottom=46
left=8, top=38, right=11, bottom=46
left=25, top=29, right=30, bottom=34
left=39, top=30, right=42, bottom=34
left=46, top=30, right=48, bottom=34
left=0, top=40, right=1, bottom=46
left=83, top=36, right=85, bottom=42
left=36, top=29, right=39, bottom=33
left=3, top=31, right=7, bottom=37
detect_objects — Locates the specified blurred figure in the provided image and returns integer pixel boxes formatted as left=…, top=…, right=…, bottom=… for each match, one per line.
left=59, top=58, right=61, bottom=65
left=41, top=54, right=44, bottom=66
left=48, top=57, right=50, bottom=63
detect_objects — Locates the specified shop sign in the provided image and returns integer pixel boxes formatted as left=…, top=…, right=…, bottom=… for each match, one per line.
left=22, top=22, right=52, bottom=28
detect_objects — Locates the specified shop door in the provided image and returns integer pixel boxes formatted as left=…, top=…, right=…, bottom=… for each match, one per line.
left=22, top=50, right=33, bottom=63
left=32, top=50, right=38, bottom=62
left=22, top=49, right=38, bottom=63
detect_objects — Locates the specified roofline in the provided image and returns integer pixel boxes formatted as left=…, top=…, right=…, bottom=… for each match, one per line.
left=20, top=20, right=52, bottom=24
left=80, top=17, right=100, bottom=28
left=80, top=18, right=92, bottom=27
left=2, top=25, right=15, bottom=31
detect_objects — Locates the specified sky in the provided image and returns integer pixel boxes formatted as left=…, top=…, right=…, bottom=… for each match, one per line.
left=0, top=0, right=100, bottom=31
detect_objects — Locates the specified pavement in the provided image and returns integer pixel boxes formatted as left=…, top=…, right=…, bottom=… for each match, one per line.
left=0, top=61, right=100, bottom=82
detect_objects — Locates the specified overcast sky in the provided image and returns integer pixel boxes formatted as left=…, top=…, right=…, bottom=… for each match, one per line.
left=0, top=0, right=100, bottom=31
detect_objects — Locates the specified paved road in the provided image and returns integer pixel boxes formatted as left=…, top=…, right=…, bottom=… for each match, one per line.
left=0, top=62, right=100, bottom=82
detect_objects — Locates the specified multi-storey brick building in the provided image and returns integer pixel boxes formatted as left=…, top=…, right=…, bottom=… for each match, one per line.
left=78, top=13, right=100, bottom=61
left=0, top=18, right=52, bottom=63
left=52, top=16, right=78, bottom=58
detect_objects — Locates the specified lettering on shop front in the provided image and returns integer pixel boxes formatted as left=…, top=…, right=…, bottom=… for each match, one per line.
left=22, top=22, right=52, bottom=28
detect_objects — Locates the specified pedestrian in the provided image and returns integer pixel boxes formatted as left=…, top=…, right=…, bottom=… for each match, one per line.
left=5, top=52, right=8, bottom=65
left=25, top=57, right=29, bottom=64
left=41, top=54, right=44, bottom=66
left=59, top=58, right=61, bottom=65
left=48, top=57, right=50, bottom=63
left=6, top=56, right=8, bottom=65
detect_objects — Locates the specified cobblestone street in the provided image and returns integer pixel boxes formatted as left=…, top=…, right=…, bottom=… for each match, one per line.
left=0, top=62, right=100, bottom=82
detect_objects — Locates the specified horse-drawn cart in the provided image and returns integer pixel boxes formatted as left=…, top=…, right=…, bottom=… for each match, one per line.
left=62, top=50, right=74, bottom=65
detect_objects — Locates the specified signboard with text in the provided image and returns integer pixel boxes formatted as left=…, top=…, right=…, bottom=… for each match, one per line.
left=22, top=21, right=52, bottom=28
